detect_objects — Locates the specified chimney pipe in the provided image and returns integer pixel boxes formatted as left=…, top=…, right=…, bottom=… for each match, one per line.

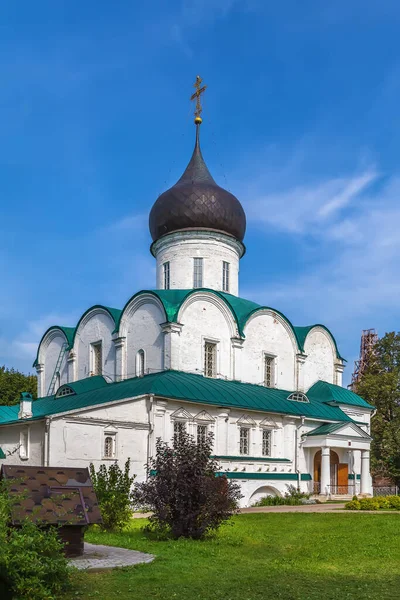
left=18, top=392, right=33, bottom=420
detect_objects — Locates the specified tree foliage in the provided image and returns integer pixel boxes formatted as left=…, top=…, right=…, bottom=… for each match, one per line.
left=133, top=432, right=242, bottom=539
left=89, top=458, right=136, bottom=531
left=0, top=366, right=37, bottom=406
left=357, top=332, right=400, bottom=484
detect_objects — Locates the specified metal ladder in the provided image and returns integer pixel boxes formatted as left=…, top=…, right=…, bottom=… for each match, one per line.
left=47, top=343, right=68, bottom=396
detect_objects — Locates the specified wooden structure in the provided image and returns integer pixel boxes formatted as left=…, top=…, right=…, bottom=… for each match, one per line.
left=350, top=329, right=378, bottom=391
left=0, top=465, right=102, bottom=557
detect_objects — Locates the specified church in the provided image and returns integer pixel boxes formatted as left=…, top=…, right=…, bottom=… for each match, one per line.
left=0, top=80, right=374, bottom=506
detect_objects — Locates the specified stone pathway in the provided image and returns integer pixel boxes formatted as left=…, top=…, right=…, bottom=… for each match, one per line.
left=69, top=542, right=154, bottom=571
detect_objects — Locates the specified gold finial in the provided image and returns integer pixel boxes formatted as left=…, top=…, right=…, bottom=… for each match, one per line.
left=190, top=75, right=207, bottom=124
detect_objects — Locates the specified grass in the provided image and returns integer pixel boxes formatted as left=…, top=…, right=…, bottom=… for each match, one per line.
left=66, top=513, right=400, bottom=600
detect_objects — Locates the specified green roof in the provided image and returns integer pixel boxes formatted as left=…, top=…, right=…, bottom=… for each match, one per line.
left=0, top=370, right=356, bottom=426
left=305, top=422, right=349, bottom=436
left=307, top=380, right=374, bottom=409
left=0, top=448, right=6, bottom=459
left=57, top=376, right=108, bottom=396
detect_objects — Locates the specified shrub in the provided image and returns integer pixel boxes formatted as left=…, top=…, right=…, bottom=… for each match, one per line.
left=345, top=499, right=361, bottom=510
left=252, top=485, right=311, bottom=508
left=387, top=495, right=400, bottom=509
left=133, top=432, right=242, bottom=539
left=0, top=486, right=70, bottom=599
left=359, top=498, right=380, bottom=510
left=89, top=458, right=136, bottom=531
left=252, top=495, right=286, bottom=507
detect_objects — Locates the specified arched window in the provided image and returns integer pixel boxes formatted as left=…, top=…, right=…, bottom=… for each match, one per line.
left=287, top=392, right=309, bottom=403
left=137, top=349, right=145, bottom=377
left=104, top=434, right=116, bottom=459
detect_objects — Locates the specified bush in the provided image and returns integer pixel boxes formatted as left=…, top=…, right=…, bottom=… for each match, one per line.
left=0, top=487, right=70, bottom=599
left=89, top=458, right=136, bottom=531
left=345, top=499, right=361, bottom=510
left=133, top=432, right=242, bottom=539
left=388, top=495, right=400, bottom=509
left=252, top=485, right=311, bottom=508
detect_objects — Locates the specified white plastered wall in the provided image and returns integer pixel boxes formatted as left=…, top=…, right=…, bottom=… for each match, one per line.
left=152, top=230, right=243, bottom=296
left=74, top=310, right=116, bottom=381
left=0, top=421, right=45, bottom=465
left=303, top=328, right=336, bottom=390
left=120, top=296, right=165, bottom=378
left=241, top=312, right=297, bottom=389
left=177, top=293, right=237, bottom=377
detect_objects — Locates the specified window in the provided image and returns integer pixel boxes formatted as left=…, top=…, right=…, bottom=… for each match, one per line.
left=20, top=429, right=29, bottom=460
left=197, top=424, right=207, bottom=446
left=163, top=261, right=170, bottom=290
left=262, top=429, right=272, bottom=456
left=103, top=434, right=116, bottom=459
left=204, top=341, right=217, bottom=378
left=56, top=386, right=74, bottom=398
left=91, top=342, right=102, bottom=376
left=137, top=349, right=145, bottom=377
left=193, top=257, right=203, bottom=288
left=173, top=421, right=186, bottom=445
left=239, top=427, right=250, bottom=455
left=264, top=355, right=275, bottom=388
left=222, top=261, right=230, bottom=292
left=287, top=392, right=309, bottom=403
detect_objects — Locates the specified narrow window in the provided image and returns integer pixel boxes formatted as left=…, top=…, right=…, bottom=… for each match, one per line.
left=193, top=257, right=203, bottom=288
left=197, top=424, right=207, bottom=446
left=137, top=349, right=145, bottom=377
left=264, top=355, right=275, bottom=388
left=173, top=421, right=186, bottom=445
left=204, top=342, right=217, bottom=378
left=262, top=429, right=272, bottom=456
left=239, top=427, right=250, bottom=455
left=104, top=434, right=116, bottom=459
left=222, top=261, right=230, bottom=292
left=20, top=429, right=29, bottom=459
left=163, top=261, right=170, bottom=290
left=91, top=342, right=102, bottom=376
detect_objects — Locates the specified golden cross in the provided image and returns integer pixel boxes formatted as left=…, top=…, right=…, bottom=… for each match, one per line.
left=190, top=75, right=207, bottom=123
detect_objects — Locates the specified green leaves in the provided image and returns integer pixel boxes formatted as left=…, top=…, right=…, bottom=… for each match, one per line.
left=0, top=365, right=37, bottom=406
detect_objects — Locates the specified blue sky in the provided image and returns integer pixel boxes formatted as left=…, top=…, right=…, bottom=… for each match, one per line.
left=1, top=1, right=400, bottom=385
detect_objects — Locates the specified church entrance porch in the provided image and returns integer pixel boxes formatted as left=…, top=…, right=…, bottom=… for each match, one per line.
left=313, top=449, right=351, bottom=496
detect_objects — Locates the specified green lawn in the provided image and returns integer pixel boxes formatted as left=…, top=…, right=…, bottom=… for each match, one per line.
left=68, top=513, right=400, bottom=600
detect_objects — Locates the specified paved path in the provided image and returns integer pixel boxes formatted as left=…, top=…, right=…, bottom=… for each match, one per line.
left=69, top=542, right=154, bottom=571
left=240, top=503, right=346, bottom=513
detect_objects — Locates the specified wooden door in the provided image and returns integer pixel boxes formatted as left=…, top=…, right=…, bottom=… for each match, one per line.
left=338, top=463, right=348, bottom=490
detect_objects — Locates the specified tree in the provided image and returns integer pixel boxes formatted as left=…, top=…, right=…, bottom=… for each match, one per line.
left=0, top=366, right=37, bottom=406
left=357, top=332, right=400, bottom=484
left=133, top=432, right=242, bottom=539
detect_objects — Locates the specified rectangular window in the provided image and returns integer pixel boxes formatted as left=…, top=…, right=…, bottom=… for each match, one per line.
left=104, top=433, right=116, bottom=459
left=197, top=424, right=207, bottom=446
left=222, top=261, right=230, bottom=292
left=193, top=257, right=203, bottom=288
left=239, top=427, right=250, bottom=455
left=91, top=342, right=102, bottom=376
left=264, top=355, right=275, bottom=388
left=262, top=429, right=272, bottom=456
left=20, top=429, right=29, bottom=460
left=163, top=261, right=170, bottom=290
left=204, top=341, right=217, bottom=378
left=173, top=421, right=186, bottom=445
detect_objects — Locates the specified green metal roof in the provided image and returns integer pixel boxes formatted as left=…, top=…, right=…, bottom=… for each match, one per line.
left=0, top=448, right=6, bottom=459
left=0, top=370, right=355, bottom=426
left=307, top=380, right=374, bottom=409
left=70, top=305, right=122, bottom=348
left=305, top=422, right=349, bottom=436
left=33, top=326, right=76, bottom=367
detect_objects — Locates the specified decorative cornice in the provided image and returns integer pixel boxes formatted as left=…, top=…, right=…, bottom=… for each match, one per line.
left=160, top=322, right=183, bottom=335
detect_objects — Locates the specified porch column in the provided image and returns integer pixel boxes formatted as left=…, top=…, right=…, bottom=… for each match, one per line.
left=360, top=450, right=371, bottom=494
left=320, top=446, right=330, bottom=495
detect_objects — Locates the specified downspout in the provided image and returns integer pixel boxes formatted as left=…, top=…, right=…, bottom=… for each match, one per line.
left=146, top=394, right=154, bottom=480
left=44, top=418, right=51, bottom=467
left=295, top=416, right=305, bottom=491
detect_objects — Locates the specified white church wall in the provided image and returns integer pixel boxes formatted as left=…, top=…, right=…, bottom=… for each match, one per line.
left=122, top=300, right=165, bottom=378
left=74, top=310, right=116, bottom=381
left=241, top=312, right=297, bottom=389
left=177, top=293, right=236, bottom=377
left=152, top=230, right=242, bottom=296
left=303, top=328, right=336, bottom=390
left=0, top=422, right=44, bottom=465
left=38, top=331, right=69, bottom=397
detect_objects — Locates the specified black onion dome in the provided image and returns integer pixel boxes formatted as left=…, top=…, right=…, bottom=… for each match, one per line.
left=149, top=126, right=246, bottom=243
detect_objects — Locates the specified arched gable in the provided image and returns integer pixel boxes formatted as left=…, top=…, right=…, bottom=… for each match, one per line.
left=177, top=291, right=239, bottom=339
left=303, top=326, right=338, bottom=389
left=117, top=292, right=167, bottom=338
left=36, top=326, right=72, bottom=397
left=72, top=306, right=118, bottom=381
